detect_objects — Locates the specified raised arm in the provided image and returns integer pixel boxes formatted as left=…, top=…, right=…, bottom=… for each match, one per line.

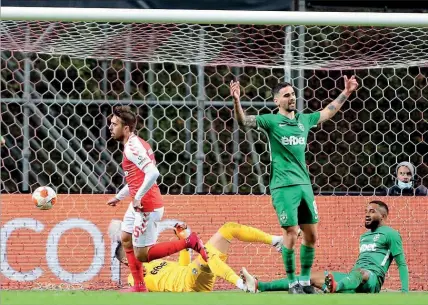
left=318, top=75, right=359, bottom=124
left=230, top=80, right=257, bottom=128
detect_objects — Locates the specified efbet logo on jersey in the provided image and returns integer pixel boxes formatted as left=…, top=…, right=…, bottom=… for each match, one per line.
left=360, top=243, right=377, bottom=253
left=281, top=136, right=305, bottom=146
left=150, top=261, right=167, bottom=275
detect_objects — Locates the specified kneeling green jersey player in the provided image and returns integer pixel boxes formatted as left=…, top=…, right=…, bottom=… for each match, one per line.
left=245, top=200, right=409, bottom=293
left=230, top=76, right=359, bottom=294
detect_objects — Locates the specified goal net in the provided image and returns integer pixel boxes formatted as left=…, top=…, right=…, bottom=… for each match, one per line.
left=1, top=8, right=427, bottom=291
left=2, top=17, right=428, bottom=69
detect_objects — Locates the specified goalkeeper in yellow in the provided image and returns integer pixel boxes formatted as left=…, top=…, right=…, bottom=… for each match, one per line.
left=110, top=219, right=282, bottom=292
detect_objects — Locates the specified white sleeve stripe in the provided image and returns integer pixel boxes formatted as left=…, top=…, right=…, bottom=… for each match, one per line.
left=381, top=249, right=391, bottom=266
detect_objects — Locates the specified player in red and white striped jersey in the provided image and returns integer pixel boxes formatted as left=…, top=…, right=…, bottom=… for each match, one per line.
left=106, top=106, right=208, bottom=293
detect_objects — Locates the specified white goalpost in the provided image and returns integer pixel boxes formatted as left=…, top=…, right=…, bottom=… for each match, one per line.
left=2, top=7, right=428, bottom=26
left=1, top=7, right=428, bottom=69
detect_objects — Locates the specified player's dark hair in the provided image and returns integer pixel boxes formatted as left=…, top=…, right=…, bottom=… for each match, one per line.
left=272, top=82, right=293, bottom=97
left=110, top=106, right=137, bottom=132
left=370, top=200, right=389, bottom=215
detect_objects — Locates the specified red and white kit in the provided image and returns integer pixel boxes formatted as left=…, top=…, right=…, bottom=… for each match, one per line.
left=116, top=134, right=163, bottom=247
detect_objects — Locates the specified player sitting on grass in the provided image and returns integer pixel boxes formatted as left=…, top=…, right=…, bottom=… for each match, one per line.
left=241, top=200, right=409, bottom=294
left=111, top=220, right=282, bottom=292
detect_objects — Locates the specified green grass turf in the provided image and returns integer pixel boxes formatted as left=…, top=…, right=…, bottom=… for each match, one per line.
left=1, top=291, right=427, bottom=305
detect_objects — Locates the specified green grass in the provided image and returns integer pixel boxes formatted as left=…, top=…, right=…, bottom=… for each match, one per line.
left=1, top=291, right=427, bottom=305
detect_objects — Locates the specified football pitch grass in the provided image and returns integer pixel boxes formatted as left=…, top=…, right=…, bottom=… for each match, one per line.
left=2, top=291, right=427, bottom=305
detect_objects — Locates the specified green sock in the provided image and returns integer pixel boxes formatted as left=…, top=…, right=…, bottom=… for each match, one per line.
left=258, top=278, right=290, bottom=292
left=282, top=246, right=297, bottom=286
left=300, top=244, right=315, bottom=285
left=336, top=271, right=363, bottom=292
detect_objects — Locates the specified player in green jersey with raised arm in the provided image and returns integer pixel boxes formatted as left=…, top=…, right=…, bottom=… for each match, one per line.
left=230, top=76, right=359, bottom=294
left=243, top=200, right=409, bottom=294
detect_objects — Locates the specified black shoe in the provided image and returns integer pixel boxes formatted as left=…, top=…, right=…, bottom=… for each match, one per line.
left=288, top=283, right=305, bottom=294
left=302, top=285, right=317, bottom=294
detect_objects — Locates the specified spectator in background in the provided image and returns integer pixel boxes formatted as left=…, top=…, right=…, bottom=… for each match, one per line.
left=388, top=161, right=428, bottom=196
left=0, top=135, right=5, bottom=147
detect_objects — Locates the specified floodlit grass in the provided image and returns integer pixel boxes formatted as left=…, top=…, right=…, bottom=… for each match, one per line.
left=2, top=290, right=427, bottom=305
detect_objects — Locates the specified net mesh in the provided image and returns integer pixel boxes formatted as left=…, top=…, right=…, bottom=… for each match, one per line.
left=2, top=21, right=428, bottom=69
left=1, top=52, right=427, bottom=195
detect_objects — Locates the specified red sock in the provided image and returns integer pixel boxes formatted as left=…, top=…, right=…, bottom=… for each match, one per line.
left=125, top=248, right=144, bottom=285
left=147, top=240, right=186, bottom=262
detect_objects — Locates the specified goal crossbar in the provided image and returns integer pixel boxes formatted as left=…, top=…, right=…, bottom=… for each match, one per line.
left=2, top=7, right=428, bottom=27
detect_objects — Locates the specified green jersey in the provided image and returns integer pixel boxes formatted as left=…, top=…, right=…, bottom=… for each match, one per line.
left=354, top=226, right=404, bottom=284
left=256, top=112, right=320, bottom=190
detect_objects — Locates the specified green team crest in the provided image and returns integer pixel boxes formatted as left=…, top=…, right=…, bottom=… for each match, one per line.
left=280, top=211, right=287, bottom=222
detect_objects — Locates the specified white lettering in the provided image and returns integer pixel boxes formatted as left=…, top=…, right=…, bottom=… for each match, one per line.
left=0, top=218, right=44, bottom=281
left=281, top=136, right=305, bottom=146
left=1, top=218, right=120, bottom=284
left=360, top=243, right=377, bottom=252
left=46, top=218, right=105, bottom=284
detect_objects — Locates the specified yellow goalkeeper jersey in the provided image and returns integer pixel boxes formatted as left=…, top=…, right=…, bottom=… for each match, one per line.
left=142, top=259, right=199, bottom=292
left=130, top=242, right=226, bottom=292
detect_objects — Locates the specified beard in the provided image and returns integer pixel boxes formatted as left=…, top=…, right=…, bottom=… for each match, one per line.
left=365, top=219, right=380, bottom=229
left=286, top=102, right=296, bottom=112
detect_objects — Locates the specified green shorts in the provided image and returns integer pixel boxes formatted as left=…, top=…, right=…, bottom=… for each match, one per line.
left=271, top=185, right=318, bottom=227
left=331, top=270, right=381, bottom=293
